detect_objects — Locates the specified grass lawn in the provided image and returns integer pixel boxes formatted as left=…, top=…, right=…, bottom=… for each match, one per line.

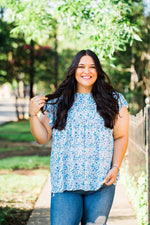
left=0, top=154, right=50, bottom=225
left=0, top=120, right=51, bottom=224
left=0, top=169, right=49, bottom=225
left=0, top=146, right=27, bottom=153
left=0, top=156, right=50, bottom=170
left=0, top=120, right=35, bottom=142
left=0, top=169, right=49, bottom=209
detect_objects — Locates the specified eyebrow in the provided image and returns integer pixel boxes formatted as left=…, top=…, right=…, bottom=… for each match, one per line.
left=78, top=63, right=95, bottom=65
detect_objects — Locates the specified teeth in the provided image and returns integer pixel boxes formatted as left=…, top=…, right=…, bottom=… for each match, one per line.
left=82, top=76, right=91, bottom=79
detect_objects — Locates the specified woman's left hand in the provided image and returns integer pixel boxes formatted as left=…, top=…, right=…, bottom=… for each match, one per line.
left=103, top=167, right=119, bottom=186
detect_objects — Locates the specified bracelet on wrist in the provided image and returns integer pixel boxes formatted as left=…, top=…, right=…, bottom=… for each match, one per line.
left=112, top=164, right=119, bottom=171
left=29, top=113, right=37, bottom=117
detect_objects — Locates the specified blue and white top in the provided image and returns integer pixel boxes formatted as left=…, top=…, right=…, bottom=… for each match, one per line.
left=44, top=92, right=128, bottom=193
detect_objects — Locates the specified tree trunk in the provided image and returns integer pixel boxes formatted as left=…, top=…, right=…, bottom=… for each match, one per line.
left=29, top=40, right=34, bottom=98
left=0, top=8, right=4, bottom=20
left=54, top=33, right=58, bottom=89
left=15, top=80, right=20, bottom=121
left=19, top=80, right=25, bottom=119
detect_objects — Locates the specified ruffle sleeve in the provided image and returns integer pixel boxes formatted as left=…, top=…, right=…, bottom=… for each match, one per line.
left=118, top=93, right=128, bottom=111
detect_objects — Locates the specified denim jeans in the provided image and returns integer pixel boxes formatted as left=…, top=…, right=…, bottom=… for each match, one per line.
left=50, top=184, right=115, bottom=225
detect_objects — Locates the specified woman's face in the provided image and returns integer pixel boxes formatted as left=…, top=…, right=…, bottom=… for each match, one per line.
left=75, top=55, right=97, bottom=93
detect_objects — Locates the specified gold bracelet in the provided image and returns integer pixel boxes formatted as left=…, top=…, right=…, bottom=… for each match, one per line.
left=29, top=113, right=37, bottom=117
left=112, top=165, right=119, bottom=171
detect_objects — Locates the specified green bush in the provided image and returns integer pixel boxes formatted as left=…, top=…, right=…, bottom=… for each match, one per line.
left=121, top=168, right=147, bottom=225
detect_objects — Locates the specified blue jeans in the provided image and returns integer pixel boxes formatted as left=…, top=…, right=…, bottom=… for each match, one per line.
left=50, top=184, right=115, bottom=225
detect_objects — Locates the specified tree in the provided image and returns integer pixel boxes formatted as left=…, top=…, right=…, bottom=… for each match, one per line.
left=0, top=0, right=141, bottom=61
left=105, top=0, right=150, bottom=114
left=0, top=8, right=16, bottom=84
left=0, top=0, right=146, bottom=114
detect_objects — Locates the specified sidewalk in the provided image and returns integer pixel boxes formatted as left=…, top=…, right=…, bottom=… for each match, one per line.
left=27, top=177, right=51, bottom=225
left=107, top=178, right=137, bottom=225
left=0, top=96, right=29, bottom=125
left=0, top=97, right=18, bottom=125
left=27, top=177, right=137, bottom=225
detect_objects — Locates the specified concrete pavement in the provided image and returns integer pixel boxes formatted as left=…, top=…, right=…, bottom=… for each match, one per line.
left=0, top=96, right=29, bottom=125
left=27, top=177, right=51, bottom=225
left=0, top=97, right=17, bottom=125
left=27, top=177, right=137, bottom=225
left=107, top=178, right=137, bottom=225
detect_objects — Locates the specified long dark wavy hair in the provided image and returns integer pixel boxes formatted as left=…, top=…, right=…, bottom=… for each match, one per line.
left=42, top=49, right=119, bottom=130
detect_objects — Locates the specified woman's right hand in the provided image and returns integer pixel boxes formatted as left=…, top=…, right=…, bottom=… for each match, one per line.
left=29, top=95, right=48, bottom=116
left=29, top=95, right=52, bottom=144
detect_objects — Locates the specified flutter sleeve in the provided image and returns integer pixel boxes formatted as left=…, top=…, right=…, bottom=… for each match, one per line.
left=118, top=93, right=128, bottom=111
left=43, top=99, right=58, bottom=128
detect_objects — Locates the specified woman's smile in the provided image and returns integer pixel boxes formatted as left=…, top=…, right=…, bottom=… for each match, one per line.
left=81, top=75, right=92, bottom=80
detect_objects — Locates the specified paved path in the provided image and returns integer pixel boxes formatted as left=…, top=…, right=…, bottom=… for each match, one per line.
left=0, top=96, right=29, bottom=125
left=27, top=177, right=137, bottom=225
left=107, top=178, right=137, bottom=225
left=0, top=97, right=17, bottom=125
left=27, top=177, right=51, bottom=225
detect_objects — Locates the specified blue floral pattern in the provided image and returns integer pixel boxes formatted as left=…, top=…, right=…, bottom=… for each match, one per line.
left=45, top=93, right=128, bottom=193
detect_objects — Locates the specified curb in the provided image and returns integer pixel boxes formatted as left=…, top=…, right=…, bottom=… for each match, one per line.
left=27, top=176, right=51, bottom=225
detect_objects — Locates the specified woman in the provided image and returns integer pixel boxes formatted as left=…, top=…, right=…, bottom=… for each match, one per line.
left=29, top=49, right=129, bottom=225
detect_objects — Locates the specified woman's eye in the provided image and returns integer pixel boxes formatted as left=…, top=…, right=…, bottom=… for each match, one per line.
left=77, top=65, right=96, bottom=69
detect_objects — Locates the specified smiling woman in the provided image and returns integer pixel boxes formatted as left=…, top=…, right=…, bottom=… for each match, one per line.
left=29, top=49, right=129, bottom=225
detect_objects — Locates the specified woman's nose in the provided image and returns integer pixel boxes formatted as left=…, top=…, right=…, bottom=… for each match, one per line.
left=84, top=66, right=89, bottom=73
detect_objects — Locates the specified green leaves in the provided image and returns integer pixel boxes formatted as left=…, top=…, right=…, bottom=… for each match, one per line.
left=133, top=33, right=142, bottom=41
left=1, top=0, right=56, bottom=43
left=56, top=0, right=141, bottom=60
left=0, top=0, right=141, bottom=60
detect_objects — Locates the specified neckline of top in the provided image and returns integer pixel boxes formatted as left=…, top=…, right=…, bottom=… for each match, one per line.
left=76, top=92, right=92, bottom=96
left=75, top=92, right=92, bottom=100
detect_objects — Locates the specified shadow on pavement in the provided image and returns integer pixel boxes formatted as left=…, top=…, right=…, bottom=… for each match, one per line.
left=27, top=208, right=50, bottom=225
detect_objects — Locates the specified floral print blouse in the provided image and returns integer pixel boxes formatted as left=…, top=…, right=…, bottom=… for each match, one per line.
left=44, top=92, right=128, bottom=193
